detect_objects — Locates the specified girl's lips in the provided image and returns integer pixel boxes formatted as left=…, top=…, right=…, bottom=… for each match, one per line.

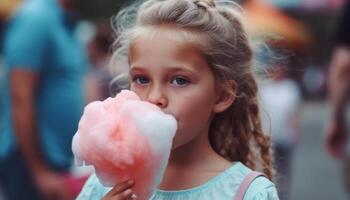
left=162, top=110, right=179, bottom=122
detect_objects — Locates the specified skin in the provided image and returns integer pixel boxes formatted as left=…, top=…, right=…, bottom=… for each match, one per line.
left=103, top=27, right=236, bottom=199
left=325, top=46, right=350, bottom=159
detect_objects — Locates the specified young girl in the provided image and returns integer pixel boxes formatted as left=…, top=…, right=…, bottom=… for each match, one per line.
left=77, top=0, right=279, bottom=199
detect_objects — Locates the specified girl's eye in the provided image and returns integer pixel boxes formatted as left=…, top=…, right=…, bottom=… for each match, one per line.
left=171, top=77, right=190, bottom=86
left=133, top=76, right=150, bottom=85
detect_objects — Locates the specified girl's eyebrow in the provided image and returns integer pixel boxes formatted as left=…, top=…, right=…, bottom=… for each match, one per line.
left=129, top=67, right=149, bottom=75
left=130, top=65, right=197, bottom=73
left=130, top=66, right=147, bottom=72
left=163, top=66, right=197, bottom=75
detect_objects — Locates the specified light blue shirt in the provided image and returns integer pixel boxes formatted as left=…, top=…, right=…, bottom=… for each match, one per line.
left=0, top=0, right=87, bottom=169
left=76, top=162, right=279, bottom=200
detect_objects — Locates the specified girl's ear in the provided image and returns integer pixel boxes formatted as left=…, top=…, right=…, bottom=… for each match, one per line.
left=213, top=80, right=237, bottom=113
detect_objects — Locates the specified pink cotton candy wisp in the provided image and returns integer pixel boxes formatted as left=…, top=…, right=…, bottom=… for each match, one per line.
left=72, top=90, right=177, bottom=200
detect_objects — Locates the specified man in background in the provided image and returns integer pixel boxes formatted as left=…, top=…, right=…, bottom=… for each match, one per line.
left=0, top=0, right=88, bottom=199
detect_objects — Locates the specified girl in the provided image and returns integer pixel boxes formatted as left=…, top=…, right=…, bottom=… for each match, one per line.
left=77, top=0, right=279, bottom=199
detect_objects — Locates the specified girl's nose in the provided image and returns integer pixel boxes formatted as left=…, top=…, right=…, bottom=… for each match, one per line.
left=147, top=87, right=168, bottom=109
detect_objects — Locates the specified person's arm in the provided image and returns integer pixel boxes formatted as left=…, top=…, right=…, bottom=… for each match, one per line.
left=11, top=70, right=43, bottom=175
left=326, top=46, right=350, bottom=159
left=11, top=69, right=72, bottom=200
left=329, top=47, right=350, bottom=121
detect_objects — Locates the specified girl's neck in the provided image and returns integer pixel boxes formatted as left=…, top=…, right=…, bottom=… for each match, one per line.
left=158, top=129, right=233, bottom=190
left=168, top=131, right=217, bottom=169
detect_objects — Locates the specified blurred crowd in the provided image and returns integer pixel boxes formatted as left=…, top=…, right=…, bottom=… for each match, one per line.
left=0, top=0, right=349, bottom=200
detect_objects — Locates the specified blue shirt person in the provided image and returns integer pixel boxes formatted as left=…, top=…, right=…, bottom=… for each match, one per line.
left=0, top=0, right=88, bottom=199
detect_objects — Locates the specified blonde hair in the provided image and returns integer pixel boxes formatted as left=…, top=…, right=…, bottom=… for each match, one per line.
left=111, top=0, right=274, bottom=179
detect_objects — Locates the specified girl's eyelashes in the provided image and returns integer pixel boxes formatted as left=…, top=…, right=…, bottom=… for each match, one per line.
left=131, top=74, right=191, bottom=87
left=170, top=76, right=190, bottom=86
left=132, top=75, right=150, bottom=85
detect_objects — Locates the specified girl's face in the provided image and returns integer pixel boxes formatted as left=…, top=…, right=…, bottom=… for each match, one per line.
left=129, top=31, right=219, bottom=150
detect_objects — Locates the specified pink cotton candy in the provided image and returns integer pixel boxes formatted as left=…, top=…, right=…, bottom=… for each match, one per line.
left=72, top=90, right=177, bottom=200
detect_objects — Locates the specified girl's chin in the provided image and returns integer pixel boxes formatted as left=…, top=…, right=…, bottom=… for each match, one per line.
left=171, top=141, right=183, bottom=151
left=170, top=139, right=186, bottom=151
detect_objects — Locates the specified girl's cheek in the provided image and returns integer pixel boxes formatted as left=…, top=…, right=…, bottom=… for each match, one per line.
left=131, top=87, right=145, bottom=100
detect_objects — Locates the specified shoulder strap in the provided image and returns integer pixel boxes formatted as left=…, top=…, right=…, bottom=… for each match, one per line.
left=234, top=171, right=265, bottom=200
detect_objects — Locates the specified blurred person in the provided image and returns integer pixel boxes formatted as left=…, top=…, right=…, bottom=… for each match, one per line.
left=85, top=24, right=114, bottom=102
left=0, top=0, right=88, bottom=199
left=260, top=54, right=301, bottom=200
left=325, top=0, right=350, bottom=196
left=243, top=1, right=308, bottom=198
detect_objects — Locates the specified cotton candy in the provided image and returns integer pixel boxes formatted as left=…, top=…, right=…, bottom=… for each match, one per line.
left=72, top=90, right=177, bottom=200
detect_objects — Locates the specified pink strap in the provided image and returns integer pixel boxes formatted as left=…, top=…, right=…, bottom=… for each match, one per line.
left=234, top=171, right=265, bottom=200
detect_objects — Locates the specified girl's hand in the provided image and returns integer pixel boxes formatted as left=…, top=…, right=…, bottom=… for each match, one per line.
left=102, top=179, right=136, bottom=200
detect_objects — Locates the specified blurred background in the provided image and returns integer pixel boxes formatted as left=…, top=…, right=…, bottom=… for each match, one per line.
left=0, top=0, right=349, bottom=199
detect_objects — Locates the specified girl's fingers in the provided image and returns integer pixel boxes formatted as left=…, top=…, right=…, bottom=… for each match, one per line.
left=107, top=179, right=135, bottom=196
left=126, top=193, right=137, bottom=200
left=130, top=193, right=137, bottom=199
left=112, top=189, right=133, bottom=200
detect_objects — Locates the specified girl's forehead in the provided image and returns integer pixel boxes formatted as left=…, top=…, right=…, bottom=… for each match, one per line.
left=130, top=28, right=201, bottom=57
left=128, top=29, right=210, bottom=73
left=130, top=25, right=205, bottom=49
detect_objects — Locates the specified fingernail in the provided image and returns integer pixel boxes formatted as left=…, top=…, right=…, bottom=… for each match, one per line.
left=125, top=189, right=132, bottom=195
